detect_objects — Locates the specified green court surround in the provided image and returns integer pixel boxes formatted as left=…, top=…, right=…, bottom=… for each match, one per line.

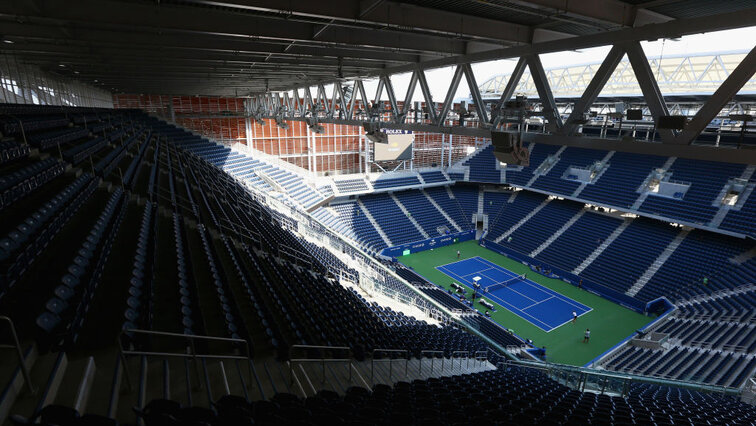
left=398, top=240, right=654, bottom=366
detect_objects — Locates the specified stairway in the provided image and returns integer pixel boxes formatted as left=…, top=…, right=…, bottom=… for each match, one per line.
left=572, top=151, right=615, bottom=198
left=477, top=188, right=485, bottom=215
left=357, top=200, right=393, bottom=247
left=526, top=146, right=566, bottom=187
left=573, top=220, right=631, bottom=274
left=2, top=350, right=103, bottom=425
left=422, top=189, right=463, bottom=232
left=676, top=283, right=756, bottom=307
left=632, top=157, right=677, bottom=210
left=709, top=164, right=756, bottom=227
left=390, top=193, right=430, bottom=239
left=530, top=210, right=585, bottom=258
left=626, top=229, right=689, bottom=297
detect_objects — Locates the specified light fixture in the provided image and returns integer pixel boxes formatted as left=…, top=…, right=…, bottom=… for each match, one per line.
left=2, top=38, right=14, bottom=44
left=305, top=116, right=324, bottom=134
left=362, top=121, right=387, bottom=143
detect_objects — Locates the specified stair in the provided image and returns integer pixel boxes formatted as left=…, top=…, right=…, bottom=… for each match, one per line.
left=626, top=229, right=689, bottom=296
left=526, top=146, right=567, bottom=187
left=477, top=188, right=485, bottom=215
left=390, top=193, right=430, bottom=239
left=676, top=283, right=756, bottom=307
left=0, top=344, right=37, bottom=425
left=494, top=197, right=551, bottom=243
left=731, top=247, right=756, bottom=265
left=4, top=352, right=69, bottom=423
left=710, top=164, right=756, bottom=227
left=573, top=220, right=631, bottom=274
left=632, top=156, right=677, bottom=210
left=530, top=209, right=585, bottom=257
left=357, top=199, right=393, bottom=247
left=422, top=189, right=463, bottom=232
left=572, top=151, right=614, bottom=198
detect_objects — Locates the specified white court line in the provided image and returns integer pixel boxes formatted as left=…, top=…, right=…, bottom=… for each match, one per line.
left=439, top=256, right=590, bottom=332
left=520, top=295, right=555, bottom=311
left=483, top=290, right=553, bottom=331
left=476, top=255, right=591, bottom=312
left=438, top=264, right=553, bottom=331
left=545, top=308, right=595, bottom=332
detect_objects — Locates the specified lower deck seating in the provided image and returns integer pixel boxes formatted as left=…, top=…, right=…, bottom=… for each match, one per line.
left=134, top=366, right=756, bottom=425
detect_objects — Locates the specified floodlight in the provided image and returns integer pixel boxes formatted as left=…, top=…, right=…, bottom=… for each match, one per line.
left=362, top=121, right=388, bottom=143
left=305, top=116, right=324, bottom=134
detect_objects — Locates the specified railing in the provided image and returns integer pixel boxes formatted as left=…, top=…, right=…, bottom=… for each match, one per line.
left=163, top=122, right=518, bottom=362
left=289, top=345, right=355, bottom=392
left=117, top=329, right=251, bottom=392
left=371, top=349, right=409, bottom=385
left=505, top=359, right=742, bottom=397
left=0, top=316, right=35, bottom=394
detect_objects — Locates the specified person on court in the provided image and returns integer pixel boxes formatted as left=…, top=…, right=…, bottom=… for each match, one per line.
left=583, top=329, right=591, bottom=343
left=457, top=250, right=460, bottom=259
left=572, top=311, right=577, bottom=323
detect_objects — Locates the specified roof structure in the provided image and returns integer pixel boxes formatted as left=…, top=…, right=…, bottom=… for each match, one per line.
left=0, top=0, right=754, bottom=96
left=476, top=51, right=756, bottom=101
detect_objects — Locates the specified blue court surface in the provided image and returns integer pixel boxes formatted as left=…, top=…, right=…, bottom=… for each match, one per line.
left=437, top=257, right=591, bottom=332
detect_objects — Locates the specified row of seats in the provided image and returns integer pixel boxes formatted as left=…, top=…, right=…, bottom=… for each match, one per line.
left=37, top=188, right=127, bottom=348
left=451, top=142, right=756, bottom=237
left=0, top=157, right=65, bottom=211
left=0, top=139, right=29, bottom=165
left=127, top=364, right=756, bottom=425
left=0, top=173, right=98, bottom=296
left=28, top=127, right=90, bottom=150
left=606, top=345, right=756, bottom=389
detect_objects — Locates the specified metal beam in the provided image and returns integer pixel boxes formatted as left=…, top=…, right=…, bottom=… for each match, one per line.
left=462, top=63, right=489, bottom=124
left=526, top=55, right=562, bottom=132
left=561, top=45, right=625, bottom=135
left=497, top=57, right=528, bottom=106
left=624, top=41, right=674, bottom=143
left=675, top=46, right=756, bottom=145
left=178, top=0, right=533, bottom=43
left=415, top=69, right=437, bottom=124
left=401, top=71, right=420, bottom=123
left=0, top=0, right=474, bottom=55
left=437, top=66, right=464, bottom=126
left=283, top=8, right=756, bottom=89
left=507, top=0, right=638, bottom=27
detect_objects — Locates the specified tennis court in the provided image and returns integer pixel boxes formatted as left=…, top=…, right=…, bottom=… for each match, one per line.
left=437, top=256, right=591, bottom=332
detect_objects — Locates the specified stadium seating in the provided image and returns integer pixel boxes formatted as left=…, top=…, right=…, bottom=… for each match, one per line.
left=359, top=193, right=423, bottom=245
left=131, top=366, right=756, bottom=425
left=393, top=190, right=455, bottom=236
left=1, top=106, right=756, bottom=425
left=463, top=144, right=504, bottom=183
left=371, top=174, right=421, bottom=190
left=452, top=142, right=756, bottom=236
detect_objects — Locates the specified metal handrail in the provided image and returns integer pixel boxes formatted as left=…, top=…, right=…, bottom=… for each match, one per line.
left=289, top=345, right=353, bottom=387
left=117, top=328, right=251, bottom=392
left=371, top=349, right=409, bottom=385
left=0, top=316, right=35, bottom=394
left=506, top=358, right=742, bottom=397
left=452, top=350, right=469, bottom=370
left=420, top=350, right=445, bottom=375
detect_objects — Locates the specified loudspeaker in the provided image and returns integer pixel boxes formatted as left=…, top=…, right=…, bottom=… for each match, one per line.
left=626, top=109, right=643, bottom=120
left=657, top=115, right=687, bottom=130
left=491, top=131, right=530, bottom=166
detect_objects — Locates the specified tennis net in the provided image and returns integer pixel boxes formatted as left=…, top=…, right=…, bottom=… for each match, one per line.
left=484, top=274, right=526, bottom=292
